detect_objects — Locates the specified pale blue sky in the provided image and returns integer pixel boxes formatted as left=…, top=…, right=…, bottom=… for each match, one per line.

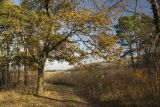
left=11, top=0, right=20, bottom=5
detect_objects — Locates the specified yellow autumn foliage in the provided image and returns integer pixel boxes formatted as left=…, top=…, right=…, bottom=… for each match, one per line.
left=2, top=31, right=10, bottom=36
left=98, top=33, right=116, bottom=49
left=64, top=10, right=109, bottom=26
left=15, top=26, right=21, bottom=32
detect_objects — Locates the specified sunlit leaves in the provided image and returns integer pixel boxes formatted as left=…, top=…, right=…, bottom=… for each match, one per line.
left=63, top=10, right=109, bottom=28
left=98, top=33, right=116, bottom=49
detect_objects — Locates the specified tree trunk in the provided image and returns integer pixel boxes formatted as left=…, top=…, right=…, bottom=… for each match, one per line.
left=24, top=65, right=28, bottom=86
left=129, top=44, right=135, bottom=68
left=24, top=48, right=29, bottom=86
left=17, top=66, right=20, bottom=83
left=6, top=43, right=10, bottom=85
left=150, top=0, right=160, bottom=34
left=37, top=67, right=44, bottom=95
left=136, top=42, right=140, bottom=67
left=131, top=53, right=135, bottom=68
left=150, top=0, right=160, bottom=72
left=1, top=70, right=5, bottom=85
left=36, top=52, right=47, bottom=95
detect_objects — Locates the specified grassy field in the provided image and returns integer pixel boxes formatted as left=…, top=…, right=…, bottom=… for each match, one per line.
left=0, top=62, right=160, bottom=107
left=45, top=62, right=160, bottom=107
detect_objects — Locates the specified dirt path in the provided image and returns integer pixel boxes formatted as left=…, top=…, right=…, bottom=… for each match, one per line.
left=40, top=83, right=91, bottom=107
left=0, top=83, right=91, bottom=107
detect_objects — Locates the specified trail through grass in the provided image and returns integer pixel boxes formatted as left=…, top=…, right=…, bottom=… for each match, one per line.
left=0, top=83, right=90, bottom=107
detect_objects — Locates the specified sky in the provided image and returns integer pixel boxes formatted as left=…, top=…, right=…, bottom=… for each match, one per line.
left=44, top=60, right=73, bottom=70
left=10, top=0, right=153, bottom=70
left=11, top=0, right=20, bottom=5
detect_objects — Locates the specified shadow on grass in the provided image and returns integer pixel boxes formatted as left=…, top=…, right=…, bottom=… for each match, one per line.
left=88, top=100, right=124, bottom=107
left=68, top=86, right=124, bottom=107
left=43, top=83, right=123, bottom=107
left=34, top=95, right=88, bottom=105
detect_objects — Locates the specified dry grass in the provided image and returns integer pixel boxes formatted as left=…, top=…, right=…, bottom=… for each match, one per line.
left=0, top=84, right=89, bottom=107
left=45, top=62, right=160, bottom=106
left=0, top=90, right=48, bottom=107
left=0, top=62, right=160, bottom=107
left=0, top=72, right=90, bottom=107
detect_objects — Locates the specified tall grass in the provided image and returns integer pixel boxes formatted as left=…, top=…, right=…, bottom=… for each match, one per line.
left=45, top=63, right=160, bottom=106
